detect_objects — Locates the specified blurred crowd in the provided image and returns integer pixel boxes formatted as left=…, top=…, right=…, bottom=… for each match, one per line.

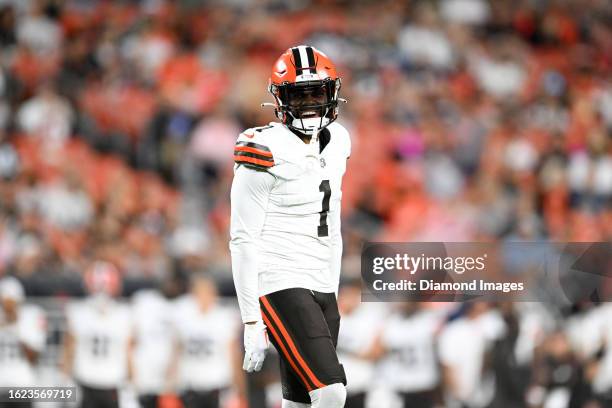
left=0, top=0, right=610, bottom=407
left=0, top=0, right=608, bottom=287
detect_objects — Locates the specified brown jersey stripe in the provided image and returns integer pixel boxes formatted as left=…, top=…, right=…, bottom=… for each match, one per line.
left=234, top=150, right=274, bottom=163
left=234, top=146, right=273, bottom=158
left=234, top=155, right=274, bottom=168
left=236, top=141, right=272, bottom=153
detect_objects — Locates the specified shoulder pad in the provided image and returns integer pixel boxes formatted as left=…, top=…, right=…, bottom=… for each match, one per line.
left=328, top=122, right=351, bottom=159
left=234, top=125, right=276, bottom=170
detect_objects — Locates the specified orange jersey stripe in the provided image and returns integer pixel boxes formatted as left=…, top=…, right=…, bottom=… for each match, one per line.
left=261, top=312, right=313, bottom=392
left=234, top=155, right=274, bottom=167
left=234, top=146, right=273, bottom=158
left=261, top=296, right=326, bottom=389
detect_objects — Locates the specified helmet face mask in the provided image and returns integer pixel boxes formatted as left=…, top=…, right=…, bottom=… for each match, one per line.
left=268, top=46, right=342, bottom=136
left=285, top=81, right=331, bottom=119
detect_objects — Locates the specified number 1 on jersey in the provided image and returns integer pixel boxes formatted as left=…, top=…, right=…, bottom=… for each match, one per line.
left=318, top=180, right=331, bottom=237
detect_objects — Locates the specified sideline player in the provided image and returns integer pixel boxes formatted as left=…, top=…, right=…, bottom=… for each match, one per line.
left=367, top=303, right=444, bottom=408
left=0, top=277, right=46, bottom=408
left=168, top=273, right=242, bottom=408
left=131, top=287, right=173, bottom=408
left=63, top=261, right=133, bottom=408
left=336, top=279, right=382, bottom=408
left=230, top=45, right=350, bottom=408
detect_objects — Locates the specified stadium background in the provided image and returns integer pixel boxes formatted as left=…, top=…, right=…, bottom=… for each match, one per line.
left=0, top=0, right=610, bottom=407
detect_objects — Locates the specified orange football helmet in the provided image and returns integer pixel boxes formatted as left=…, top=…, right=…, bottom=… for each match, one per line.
left=267, top=45, right=343, bottom=135
left=84, top=261, right=122, bottom=297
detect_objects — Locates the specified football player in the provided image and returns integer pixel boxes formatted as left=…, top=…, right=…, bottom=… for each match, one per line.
left=336, top=279, right=383, bottom=408
left=167, top=273, right=242, bottom=408
left=367, top=303, right=444, bottom=408
left=63, top=261, right=133, bottom=408
left=130, top=287, right=173, bottom=408
left=229, top=45, right=350, bottom=408
left=438, top=303, right=505, bottom=408
left=0, top=277, right=46, bottom=408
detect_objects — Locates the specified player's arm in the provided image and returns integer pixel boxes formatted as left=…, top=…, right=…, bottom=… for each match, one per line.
left=437, top=328, right=463, bottom=400
left=360, top=331, right=386, bottom=361
left=229, top=164, right=274, bottom=323
left=2, top=298, right=44, bottom=363
left=61, top=305, right=76, bottom=377
left=20, top=343, right=39, bottom=364
left=164, top=332, right=178, bottom=392
left=360, top=319, right=389, bottom=361
left=165, top=336, right=181, bottom=392
left=61, top=330, right=75, bottom=377
left=18, top=311, right=46, bottom=364
left=229, top=323, right=248, bottom=401
left=229, top=163, right=275, bottom=372
left=126, top=332, right=136, bottom=384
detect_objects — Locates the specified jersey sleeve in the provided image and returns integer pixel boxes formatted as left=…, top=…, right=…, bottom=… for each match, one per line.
left=379, top=316, right=397, bottom=349
left=330, top=202, right=343, bottom=294
left=330, top=124, right=350, bottom=292
left=330, top=122, right=351, bottom=160
left=233, top=130, right=275, bottom=170
left=229, top=164, right=276, bottom=323
left=17, top=306, right=46, bottom=352
left=438, top=324, right=461, bottom=366
left=344, top=126, right=352, bottom=159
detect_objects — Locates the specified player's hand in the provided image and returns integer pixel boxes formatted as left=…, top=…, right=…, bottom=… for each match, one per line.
left=243, top=321, right=268, bottom=372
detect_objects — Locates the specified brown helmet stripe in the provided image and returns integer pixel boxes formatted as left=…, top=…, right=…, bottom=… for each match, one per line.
left=291, top=47, right=304, bottom=73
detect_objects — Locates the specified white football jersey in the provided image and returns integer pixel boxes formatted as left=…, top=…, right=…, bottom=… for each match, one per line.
left=0, top=305, right=46, bottom=387
left=66, top=298, right=132, bottom=388
left=172, top=296, right=239, bottom=391
left=376, top=309, right=442, bottom=393
left=230, top=122, right=351, bottom=309
left=131, top=290, right=173, bottom=394
left=438, top=311, right=505, bottom=407
left=591, top=304, right=612, bottom=393
left=337, top=304, right=384, bottom=394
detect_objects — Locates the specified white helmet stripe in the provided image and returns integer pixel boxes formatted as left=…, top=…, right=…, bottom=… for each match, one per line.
left=298, top=46, right=312, bottom=74
left=305, top=46, right=316, bottom=68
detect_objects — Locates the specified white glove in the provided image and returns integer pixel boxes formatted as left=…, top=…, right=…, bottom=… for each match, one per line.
left=243, top=321, right=268, bottom=372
